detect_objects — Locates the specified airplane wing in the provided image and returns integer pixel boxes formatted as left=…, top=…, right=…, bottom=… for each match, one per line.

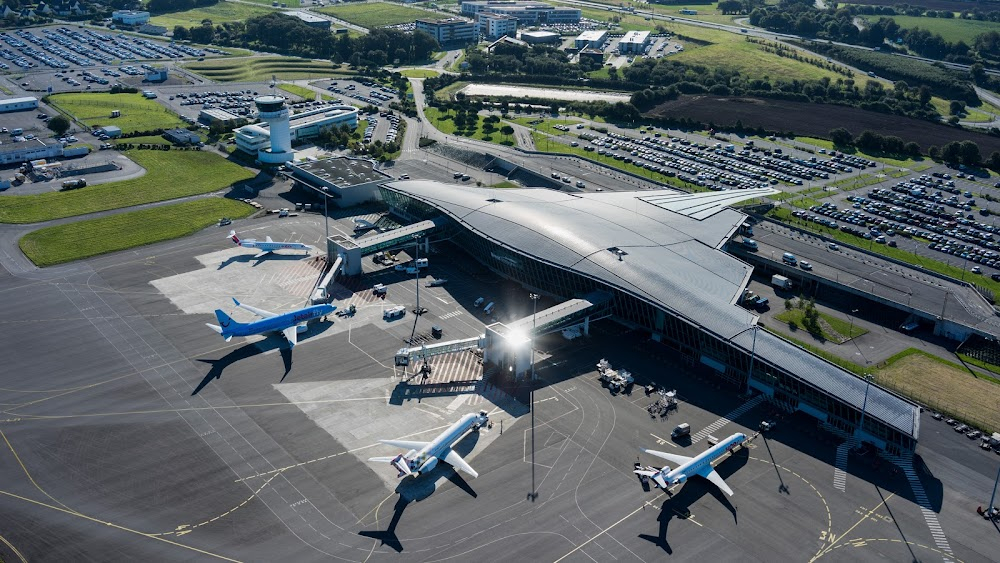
left=699, top=467, right=734, bottom=497
left=642, top=449, right=693, bottom=466
left=379, top=439, right=429, bottom=450
left=367, top=456, right=399, bottom=463
left=283, top=326, right=298, bottom=347
left=233, top=298, right=277, bottom=318
left=443, top=448, right=478, bottom=478
left=266, top=236, right=274, bottom=243
left=254, top=250, right=272, bottom=259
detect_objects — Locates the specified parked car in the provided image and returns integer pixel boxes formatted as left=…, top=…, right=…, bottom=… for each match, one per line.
left=955, top=424, right=969, bottom=432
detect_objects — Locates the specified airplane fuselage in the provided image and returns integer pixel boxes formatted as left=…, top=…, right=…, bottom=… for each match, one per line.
left=221, top=304, right=334, bottom=339
left=406, top=412, right=488, bottom=474
left=238, top=239, right=312, bottom=252
left=660, top=432, right=746, bottom=486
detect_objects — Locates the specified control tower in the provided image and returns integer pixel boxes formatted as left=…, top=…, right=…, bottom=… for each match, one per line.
left=254, top=95, right=293, bottom=164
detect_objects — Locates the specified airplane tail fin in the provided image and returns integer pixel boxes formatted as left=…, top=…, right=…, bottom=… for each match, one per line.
left=211, top=309, right=239, bottom=341
left=229, top=230, right=241, bottom=246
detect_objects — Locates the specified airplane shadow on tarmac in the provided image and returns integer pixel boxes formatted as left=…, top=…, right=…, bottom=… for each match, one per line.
left=217, top=253, right=315, bottom=270
left=638, top=446, right=747, bottom=554
left=358, top=429, right=482, bottom=552
left=192, top=320, right=335, bottom=395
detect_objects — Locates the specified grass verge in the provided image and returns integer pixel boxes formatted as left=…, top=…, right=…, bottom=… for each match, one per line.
left=317, top=3, right=434, bottom=28
left=398, top=69, right=439, bottom=78
left=20, top=198, right=255, bottom=267
left=0, top=150, right=255, bottom=224
left=774, top=307, right=868, bottom=343
left=47, top=92, right=186, bottom=134
left=183, top=57, right=353, bottom=82
left=150, top=2, right=276, bottom=28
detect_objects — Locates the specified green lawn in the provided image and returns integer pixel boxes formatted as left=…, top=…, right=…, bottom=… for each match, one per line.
left=424, top=107, right=513, bottom=144
left=19, top=198, right=255, bottom=267
left=150, top=1, right=278, bottom=29
left=0, top=150, right=255, bottom=224
left=398, top=69, right=440, bottom=78
left=47, top=93, right=186, bottom=134
left=317, top=3, right=435, bottom=28
left=884, top=15, right=1000, bottom=45
left=509, top=116, right=585, bottom=136
left=774, top=306, right=868, bottom=343
left=278, top=83, right=333, bottom=101
left=183, top=57, right=355, bottom=82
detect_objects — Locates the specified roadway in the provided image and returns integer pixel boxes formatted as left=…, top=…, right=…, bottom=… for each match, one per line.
left=738, top=219, right=1000, bottom=337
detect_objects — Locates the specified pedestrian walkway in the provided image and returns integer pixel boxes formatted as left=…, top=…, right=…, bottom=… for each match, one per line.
left=900, top=461, right=954, bottom=562
left=833, top=441, right=849, bottom=492
left=690, top=395, right=766, bottom=443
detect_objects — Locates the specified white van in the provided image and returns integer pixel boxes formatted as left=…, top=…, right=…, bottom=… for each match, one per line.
left=483, top=302, right=495, bottom=315
left=782, top=252, right=797, bottom=265
left=11, top=128, right=22, bottom=136
left=415, top=257, right=428, bottom=269
left=474, top=297, right=484, bottom=308
left=383, top=306, right=405, bottom=320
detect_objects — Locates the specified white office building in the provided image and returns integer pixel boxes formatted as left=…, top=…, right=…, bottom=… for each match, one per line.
left=618, top=30, right=651, bottom=54
left=476, top=12, right=518, bottom=39
left=111, top=10, right=150, bottom=25
left=574, top=30, right=607, bottom=49
left=234, top=104, right=359, bottom=162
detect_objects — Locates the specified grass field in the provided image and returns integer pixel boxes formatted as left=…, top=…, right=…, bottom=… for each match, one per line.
left=424, top=107, right=511, bottom=144
left=775, top=307, right=868, bottom=343
left=882, top=15, right=1000, bottom=44
left=47, top=93, right=186, bottom=134
left=183, top=57, right=354, bottom=82
left=278, top=83, right=333, bottom=101
left=317, top=3, right=434, bottom=28
left=19, top=198, right=255, bottom=267
left=150, top=1, right=277, bottom=29
left=398, top=69, right=439, bottom=78
left=876, top=350, right=1000, bottom=432
left=0, top=150, right=255, bottom=224
left=509, top=116, right=585, bottom=136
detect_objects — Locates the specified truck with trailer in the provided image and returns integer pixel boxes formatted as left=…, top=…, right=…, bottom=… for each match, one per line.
left=60, top=178, right=87, bottom=191
left=771, top=274, right=793, bottom=290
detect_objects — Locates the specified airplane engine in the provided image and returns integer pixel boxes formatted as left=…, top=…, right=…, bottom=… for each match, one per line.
left=296, top=324, right=308, bottom=333
left=673, top=473, right=688, bottom=485
left=417, top=457, right=438, bottom=474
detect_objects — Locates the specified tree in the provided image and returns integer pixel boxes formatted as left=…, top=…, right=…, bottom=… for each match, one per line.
left=500, top=125, right=514, bottom=142
left=949, top=100, right=966, bottom=115
left=47, top=115, right=70, bottom=136
left=829, top=127, right=853, bottom=147
left=173, top=25, right=190, bottom=41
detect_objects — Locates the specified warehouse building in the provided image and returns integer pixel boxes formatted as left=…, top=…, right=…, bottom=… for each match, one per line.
left=283, top=10, right=331, bottom=29
left=0, top=97, right=39, bottom=113
left=618, top=30, right=651, bottom=54
left=375, top=181, right=922, bottom=457
left=519, top=30, right=560, bottom=45
left=461, top=1, right=580, bottom=24
left=111, top=9, right=149, bottom=25
left=574, top=30, right=607, bottom=49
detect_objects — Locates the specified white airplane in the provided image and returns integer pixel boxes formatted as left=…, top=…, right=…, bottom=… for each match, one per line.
left=369, top=411, right=489, bottom=478
left=635, top=432, right=747, bottom=496
left=229, top=230, right=313, bottom=259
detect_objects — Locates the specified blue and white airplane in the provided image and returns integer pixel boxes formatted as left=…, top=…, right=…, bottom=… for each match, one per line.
left=369, top=411, right=490, bottom=478
left=635, top=432, right=747, bottom=496
left=229, top=230, right=313, bottom=259
left=206, top=298, right=335, bottom=348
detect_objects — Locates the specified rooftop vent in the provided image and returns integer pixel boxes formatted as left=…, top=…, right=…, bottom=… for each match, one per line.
left=607, top=247, right=628, bottom=261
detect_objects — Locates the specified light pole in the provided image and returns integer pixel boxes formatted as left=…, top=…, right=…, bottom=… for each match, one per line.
left=529, top=293, right=539, bottom=381
left=856, top=373, right=874, bottom=448
left=989, top=464, right=1000, bottom=513
left=413, top=234, right=422, bottom=315
left=849, top=308, right=859, bottom=339
left=746, top=323, right=758, bottom=395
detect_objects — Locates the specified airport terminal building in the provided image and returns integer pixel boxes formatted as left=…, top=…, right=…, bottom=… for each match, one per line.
left=378, top=181, right=921, bottom=456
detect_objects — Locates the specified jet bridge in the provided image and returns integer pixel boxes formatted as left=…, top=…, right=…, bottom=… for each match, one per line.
left=327, top=218, right=445, bottom=276
left=394, top=335, right=486, bottom=367
left=483, top=292, right=612, bottom=381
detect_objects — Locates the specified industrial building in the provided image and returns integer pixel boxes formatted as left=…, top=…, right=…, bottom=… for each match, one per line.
left=111, top=9, right=149, bottom=25
left=578, top=48, right=604, bottom=65
left=0, top=97, right=39, bottom=113
left=283, top=10, right=331, bottom=29
left=574, top=30, right=608, bottom=49
left=414, top=18, right=477, bottom=45
left=233, top=103, right=359, bottom=163
left=161, top=128, right=201, bottom=145
left=618, top=30, right=651, bottom=54
left=461, top=1, right=580, bottom=24
left=288, top=157, right=390, bottom=207
left=199, top=108, right=243, bottom=126
left=0, top=139, right=88, bottom=165
left=144, top=67, right=168, bottom=82
left=519, top=30, right=560, bottom=45
left=96, top=125, right=122, bottom=138
left=373, top=181, right=921, bottom=457
left=476, top=12, right=518, bottom=39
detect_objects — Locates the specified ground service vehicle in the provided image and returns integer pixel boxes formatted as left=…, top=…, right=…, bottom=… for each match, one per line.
left=384, top=306, right=405, bottom=320
left=672, top=423, right=691, bottom=438
left=60, top=178, right=87, bottom=190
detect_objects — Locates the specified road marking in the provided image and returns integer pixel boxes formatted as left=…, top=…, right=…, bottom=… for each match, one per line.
left=649, top=433, right=677, bottom=448
left=901, top=462, right=955, bottom=561
left=690, top=395, right=765, bottom=443
left=833, top=441, right=849, bottom=492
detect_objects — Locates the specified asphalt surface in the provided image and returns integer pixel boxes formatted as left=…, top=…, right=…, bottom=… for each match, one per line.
left=0, top=204, right=998, bottom=561
left=737, top=220, right=1000, bottom=338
